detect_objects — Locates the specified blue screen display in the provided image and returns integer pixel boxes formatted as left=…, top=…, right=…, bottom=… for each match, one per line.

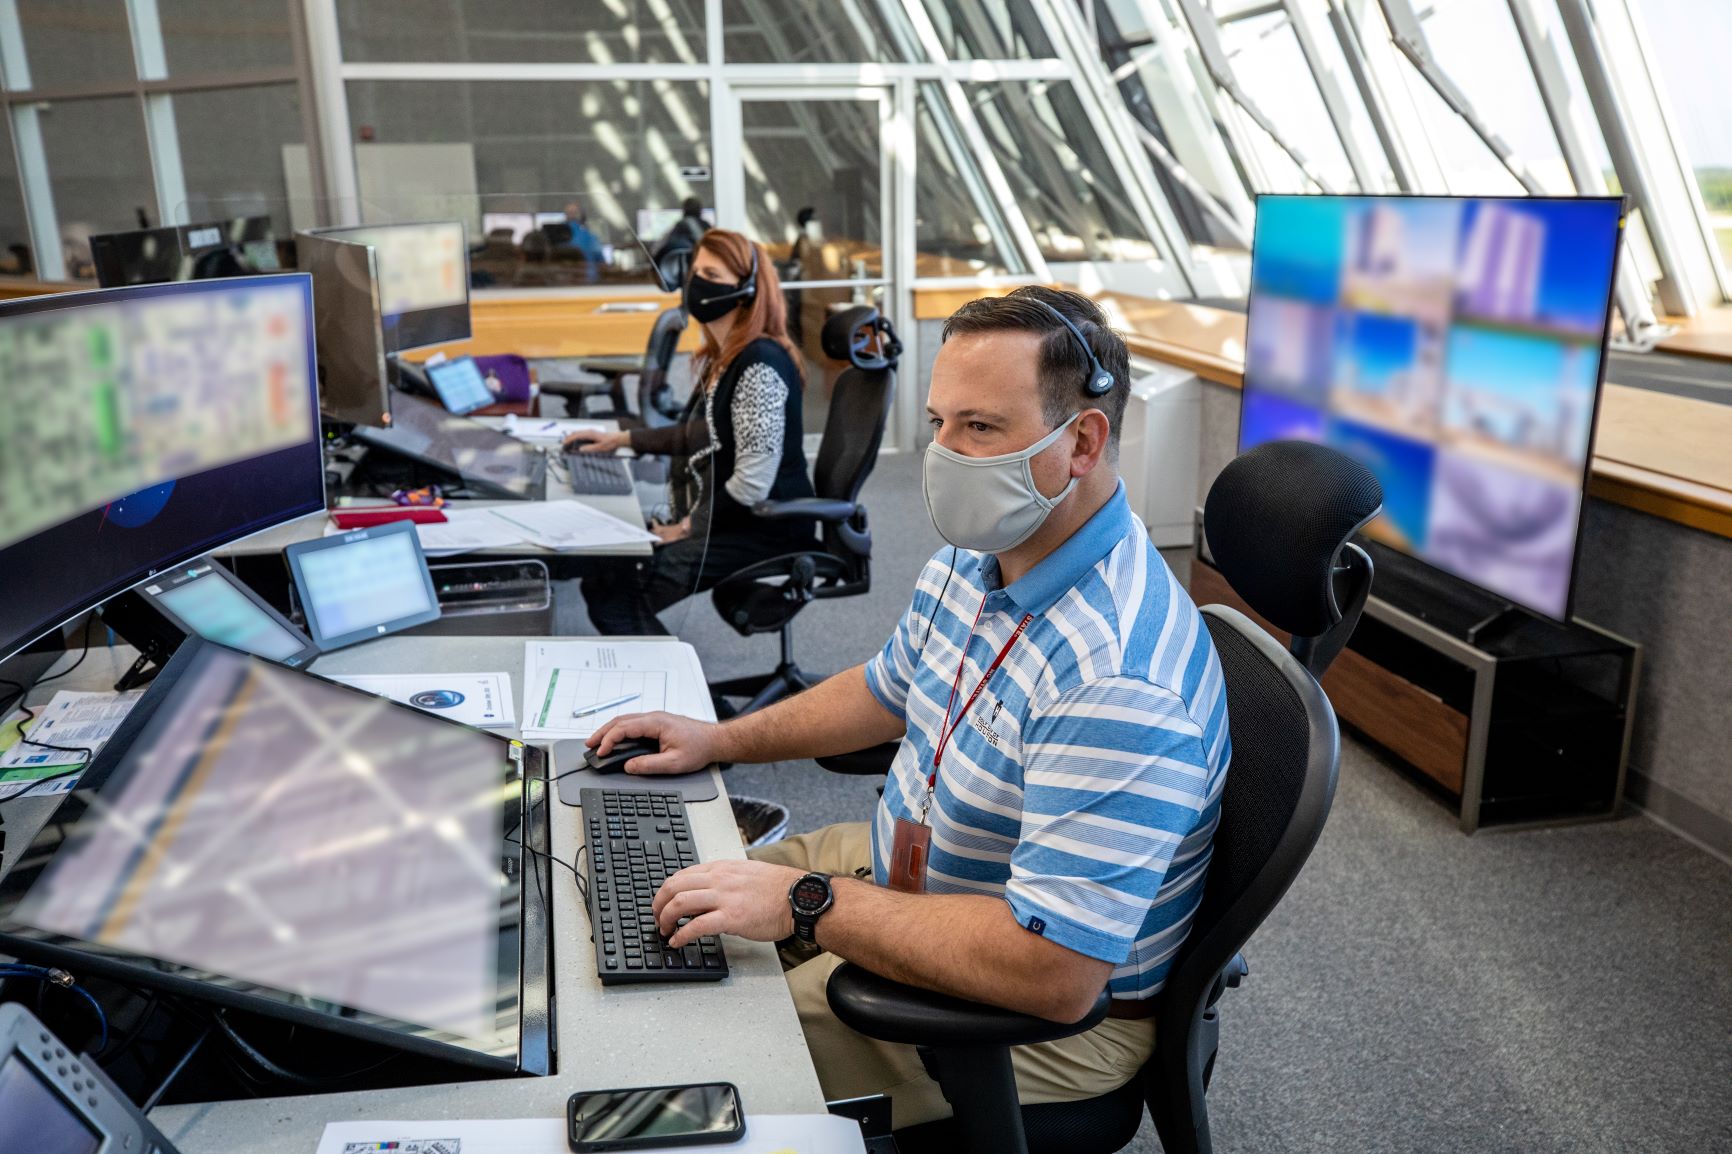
left=427, top=357, right=496, bottom=416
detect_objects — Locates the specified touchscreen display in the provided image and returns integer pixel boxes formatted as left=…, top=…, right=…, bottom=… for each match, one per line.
left=10, top=644, right=520, bottom=1054
left=0, top=1058, right=100, bottom=1154
left=428, top=358, right=495, bottom=416
left=299, top=529, right=435, bottom=639
left=152, top=570, right=306, bottom=661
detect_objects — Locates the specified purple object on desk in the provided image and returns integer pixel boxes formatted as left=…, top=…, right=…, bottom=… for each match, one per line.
left=473, top=354, right=533, bottom=404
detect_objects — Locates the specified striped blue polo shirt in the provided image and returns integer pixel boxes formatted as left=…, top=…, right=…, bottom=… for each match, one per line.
left=863, top=482, right=1231, bottom=1000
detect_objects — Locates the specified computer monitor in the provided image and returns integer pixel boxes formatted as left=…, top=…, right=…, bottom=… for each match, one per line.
left=90, top=216, right=280, bottom=287
left=349, top=392, right=547, bottom=500
left=0, top=275, right=325, bottom=663
left=1238, top=194, right=1623, bottom=622
left=0, top=638, right=554, bottom=1074
left=284, top=520, right=443, bottom=651
left=295, top=230, right=391, bottom=426
left=313, top=222, right=471, bottom=353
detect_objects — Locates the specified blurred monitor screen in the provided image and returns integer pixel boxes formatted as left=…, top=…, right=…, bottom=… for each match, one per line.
left=319, top=222, right=470, bottom=353
left=427, top=355, right=495, bottom=416
left=288, top=520, right=440, bottom=649
left=149, top=566, right=312, bottom=664
left=90, top=216, right=280, bottom=287
left=0, top=641, right=528, bottom=1064
left=1239, top=195, right=1622, bottom=621
left=0, top=275, right=323, bottom=661
left=481, top=212, right=535, bottom=244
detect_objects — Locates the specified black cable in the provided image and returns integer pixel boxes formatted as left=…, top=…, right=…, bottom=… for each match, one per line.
left=139, top=1025, right=210, bottom=1112
left=96, top=991, right=160, bottom=1067
left=210, top=1010, right=398, bottom=1089
left=0, top=617, right=101, bottom=795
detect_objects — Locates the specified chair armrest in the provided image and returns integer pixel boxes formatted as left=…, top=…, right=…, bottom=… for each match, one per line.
left=815, top=740, right=899, bottom=776
left=826, top=962, right=1111, bottom=1048
left=575, top=355, right=643, bottom=379
left=752, top=497, right=858, bottom=522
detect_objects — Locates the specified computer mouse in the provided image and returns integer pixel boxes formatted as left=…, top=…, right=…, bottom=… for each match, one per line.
left=583, top=736, right=661, bottom=774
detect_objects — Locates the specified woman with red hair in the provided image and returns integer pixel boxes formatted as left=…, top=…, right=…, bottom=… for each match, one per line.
left=567, top=229, right=816, bottom=634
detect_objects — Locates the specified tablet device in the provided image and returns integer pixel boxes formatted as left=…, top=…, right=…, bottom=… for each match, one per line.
left=426, top=355, right=496, bottom=416
left=134, top=562, right=319, bottom=668
left=283, top=519, right=442, bottom=651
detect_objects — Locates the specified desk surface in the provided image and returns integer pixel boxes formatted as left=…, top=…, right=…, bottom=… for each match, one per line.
left=6, top=637, right=826, bottom=1153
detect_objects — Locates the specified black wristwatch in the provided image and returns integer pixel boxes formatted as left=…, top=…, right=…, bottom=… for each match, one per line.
left=788, top=872, right=835, bottom=944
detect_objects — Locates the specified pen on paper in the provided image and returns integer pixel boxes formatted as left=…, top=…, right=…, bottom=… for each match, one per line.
left=539, top=420, right=559, bottom=431
left=572, top=693, right=640, bottom=718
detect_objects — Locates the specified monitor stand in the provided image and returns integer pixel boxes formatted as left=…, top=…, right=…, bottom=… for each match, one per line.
left=93, top=591, right=182, bottom=691
left=1361, top=541, right=1554, bottom=646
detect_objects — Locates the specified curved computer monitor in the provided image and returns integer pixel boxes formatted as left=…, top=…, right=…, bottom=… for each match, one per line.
left=1238, top=194, right=1623, bottom=622
left=0, top=274, right=325, bottom=662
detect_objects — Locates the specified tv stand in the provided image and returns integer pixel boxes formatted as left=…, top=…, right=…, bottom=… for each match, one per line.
left=1190, top=553, right=1641, bottom=833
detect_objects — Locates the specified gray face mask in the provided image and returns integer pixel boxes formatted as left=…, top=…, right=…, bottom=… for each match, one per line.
left=922, top=413, right=1080, bottom=553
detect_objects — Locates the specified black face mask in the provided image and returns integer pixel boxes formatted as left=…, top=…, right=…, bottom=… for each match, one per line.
left=684, top=273, right=751, bottom=323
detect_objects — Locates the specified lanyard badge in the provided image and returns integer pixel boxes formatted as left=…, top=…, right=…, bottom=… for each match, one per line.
left=888, top=605, right=1032, bottom=895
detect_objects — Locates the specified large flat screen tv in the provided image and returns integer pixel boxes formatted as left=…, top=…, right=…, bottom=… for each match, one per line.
left=1238, top=194, right=1623, bottom=621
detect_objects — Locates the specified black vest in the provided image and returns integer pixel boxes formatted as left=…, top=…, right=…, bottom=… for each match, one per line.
left=703, top=338, right=815, bottom=538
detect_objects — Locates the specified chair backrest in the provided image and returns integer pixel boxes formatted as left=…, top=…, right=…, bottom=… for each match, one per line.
left=638, top=306, right=689, bottom=424
left=472, top=353, right=533, bottom=404
left=1168, top=606, right=1339, bottom=1003
left=812, top=307, right=898, bottom=510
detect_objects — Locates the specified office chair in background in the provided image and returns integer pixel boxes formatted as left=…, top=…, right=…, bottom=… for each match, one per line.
left=540, top=304, right=689, bottom=429
left=823, top=440, right=1383, bottom=1154
left=706, top=306, right=900, bottom=716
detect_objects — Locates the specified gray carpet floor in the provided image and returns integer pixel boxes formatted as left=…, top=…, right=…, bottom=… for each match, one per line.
left=555, top=450, right=1732, bottom=1153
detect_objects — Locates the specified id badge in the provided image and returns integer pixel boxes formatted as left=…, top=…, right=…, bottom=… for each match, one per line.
left=888, top=817, right=932, bottom=894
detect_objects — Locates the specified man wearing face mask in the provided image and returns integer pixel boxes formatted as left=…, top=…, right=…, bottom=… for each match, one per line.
left=587, top=286, right=1231, bottom=1125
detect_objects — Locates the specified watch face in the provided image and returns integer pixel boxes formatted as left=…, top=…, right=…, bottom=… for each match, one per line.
left=791, top=874, right=830, bottom=913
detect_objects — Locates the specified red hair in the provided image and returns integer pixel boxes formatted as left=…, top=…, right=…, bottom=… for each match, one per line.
left=690, top=229, right=804, bottom=391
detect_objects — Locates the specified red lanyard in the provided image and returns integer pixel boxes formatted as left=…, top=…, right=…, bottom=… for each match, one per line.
left=930, top=601, right=1033, bottom=787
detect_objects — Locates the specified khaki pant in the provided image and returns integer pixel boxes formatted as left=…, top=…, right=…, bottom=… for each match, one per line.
left=750, top=822, right=1155, bottom=1129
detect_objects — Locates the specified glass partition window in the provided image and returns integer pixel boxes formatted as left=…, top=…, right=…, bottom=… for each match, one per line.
left=12, top=0, right=136, bottom=91
left=0, top=112, right=29, bottom=275
left=915, top=84, right=1018, bottom=275
left=1218, top=12, right=1357, bottom=194
left=344, top=79, right=711, bottom=288
left=173, top=84, right=303, bottom=236
left=723, top=1, right=914, bottom=63
left=336, top=0, right=706, bottom=65
left=920, top=0, right=1055, bottom=61
left=971, top=80, right=1154, bottom=263
left=160, top=0, right=297, bottom=75
left=37, top=97, right=157, bottom=280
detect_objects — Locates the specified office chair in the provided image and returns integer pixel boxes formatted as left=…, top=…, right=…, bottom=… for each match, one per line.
left=823, top=440, right=1382, bottom=1154
left=706, top=306, right=900, bottom=716
left=539, top=305, right=688, bottom=428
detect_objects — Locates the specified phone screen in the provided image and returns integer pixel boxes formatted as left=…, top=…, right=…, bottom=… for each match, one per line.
left=570, top=1083, right=740, bottom=1146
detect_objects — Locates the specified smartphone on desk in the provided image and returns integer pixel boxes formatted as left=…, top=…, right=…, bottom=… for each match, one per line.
left=568, top=1082, right=744, bottom=1151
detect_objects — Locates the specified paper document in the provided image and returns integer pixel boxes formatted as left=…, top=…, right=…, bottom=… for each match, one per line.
left=521, top=638, right=712, bottom=741
left=485, top=499, right=658, bottom=551
left=325, top=672, right=517, bottom=728
left=500, top=416, right=614, bottom=443
left=417, top=507, right=531, bottom=555
left=0, top=689, right=144, bottom=799
left=315, top=1114, right=866, bottom=1154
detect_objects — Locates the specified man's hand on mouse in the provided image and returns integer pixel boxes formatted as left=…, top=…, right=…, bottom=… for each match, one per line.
left=587, top=711, right=718, bottom=775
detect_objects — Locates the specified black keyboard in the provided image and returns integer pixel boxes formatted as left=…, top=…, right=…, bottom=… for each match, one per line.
left=560, top=451, right=635, bottom=496
left=581, top=788, right=729, bottom=985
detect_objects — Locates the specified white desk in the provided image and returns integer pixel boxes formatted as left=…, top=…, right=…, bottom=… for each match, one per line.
left=221, top=419, right=653, bottom=561
left=3, top=637, right=828, bottom=1153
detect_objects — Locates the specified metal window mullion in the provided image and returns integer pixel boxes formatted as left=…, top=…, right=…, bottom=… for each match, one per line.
left=1553, top=0, right=1694, bottom=316
left=1335, top=0, right=1443, bottom=190
left=1281, top=0, right=1381, bottom=191
left=141, top=92, right=186, bottom=225
left=302, top=0, right=358, bottom=226
left=1032, top=0, right=1198, bottom=286
left=890, top=77, right=918, bottom=450
left=11, top=104, right=61, bottom=279
left=1502, top=0, right=1660, bottom=339
left=895, top=0, right=1049, bottom=280
left=0, top=0, right=31, bottom=92
left=1324, top=0, right=1418, bottom=191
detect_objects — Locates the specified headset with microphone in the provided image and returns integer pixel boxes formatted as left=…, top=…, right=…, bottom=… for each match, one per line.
left=696, top=242, right=759, bottom=306
left=1035, top=299, right=1114, bottom=397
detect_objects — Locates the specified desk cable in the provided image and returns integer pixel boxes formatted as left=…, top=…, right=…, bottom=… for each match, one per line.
left=0, top=616, right=100, bottom=801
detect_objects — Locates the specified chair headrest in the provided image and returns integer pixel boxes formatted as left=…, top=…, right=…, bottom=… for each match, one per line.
left=821, top=306, right=903, bottom=371
left=1203, top=441, right=1382, bottom=638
